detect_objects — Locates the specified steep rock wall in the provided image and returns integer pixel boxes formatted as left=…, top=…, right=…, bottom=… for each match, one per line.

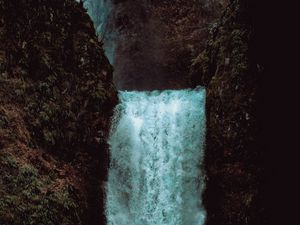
left=191, top=0, right=265, bottom=224
left=0, top=1, right=117, bottom=225
left=84, top=0, right=226, bottom=90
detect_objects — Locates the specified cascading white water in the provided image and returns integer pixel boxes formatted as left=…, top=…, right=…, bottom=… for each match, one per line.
left=106, top=87, right=206, bottom=225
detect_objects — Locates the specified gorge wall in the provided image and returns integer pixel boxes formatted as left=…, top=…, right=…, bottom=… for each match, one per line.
left=0, top=1, right=117, bottom=225
left=84, top=0, right=227, bottom=90
left=191, top=0, right=265, bottom=224
left=0, top=0, right=264, bottom=225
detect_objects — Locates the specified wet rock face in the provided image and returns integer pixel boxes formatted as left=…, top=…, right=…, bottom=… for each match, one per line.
left=192, top=1, right=264, bottom=225
left=0, top=1, right=117, bottom=225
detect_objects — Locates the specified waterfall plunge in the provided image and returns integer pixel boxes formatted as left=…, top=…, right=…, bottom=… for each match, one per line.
left=106, top=87, right=206, bottom=225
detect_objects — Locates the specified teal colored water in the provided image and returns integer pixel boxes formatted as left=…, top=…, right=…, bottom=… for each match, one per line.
left=79, top=0, right=116, bottom=63
left=106, top=87, right=206, bottom=225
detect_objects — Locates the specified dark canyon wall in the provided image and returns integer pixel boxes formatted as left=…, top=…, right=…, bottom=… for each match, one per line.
left=85, top=0, right=227, bottom=90
left=0, top=0, right=265, bottom=225
left=0, top=1, right=117, bottom=225
left=191, top=0, right=265, bottom=225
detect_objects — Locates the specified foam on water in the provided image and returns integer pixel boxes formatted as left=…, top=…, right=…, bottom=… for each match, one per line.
left=106, top=87, right=206, bottom=225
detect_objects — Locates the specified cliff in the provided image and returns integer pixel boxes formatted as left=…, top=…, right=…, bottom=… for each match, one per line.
left=0, top=1, right=117, bottom=225
left=191, top=0, right=265, bottom=224
left=88, top=0, right=227, bottom=90
left=0, top=0, right=265, bottom=224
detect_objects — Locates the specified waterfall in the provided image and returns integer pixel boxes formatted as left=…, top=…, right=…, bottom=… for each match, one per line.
left=106, top=87, right=206, bottom=225
left=78, top=0, right=116, bottom=63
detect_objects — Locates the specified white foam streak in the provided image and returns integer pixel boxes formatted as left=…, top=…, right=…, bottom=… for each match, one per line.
left=106, top=87, right=206, bottom=225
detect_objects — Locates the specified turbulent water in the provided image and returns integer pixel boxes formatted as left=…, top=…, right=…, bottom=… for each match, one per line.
left=106, top=87, right=206, bottom=225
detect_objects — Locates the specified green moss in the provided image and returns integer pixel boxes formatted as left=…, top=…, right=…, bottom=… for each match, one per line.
left=0, top=155, right=82, bottom=225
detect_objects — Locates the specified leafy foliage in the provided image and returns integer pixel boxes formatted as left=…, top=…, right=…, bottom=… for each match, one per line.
left=0, top=155, right=83, bottom=225
left=1, top=0, right=117, bottom=154
left=0, top=0, right=117, bottom=224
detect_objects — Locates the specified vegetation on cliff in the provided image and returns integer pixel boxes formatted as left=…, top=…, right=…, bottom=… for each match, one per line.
left=149, top=0, right=227, bottom=89
left=191, top=0, right=264, bottom=224
left=0, top=0, right=264, bottom=224
left=0, top=0, right=117, bottom=224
